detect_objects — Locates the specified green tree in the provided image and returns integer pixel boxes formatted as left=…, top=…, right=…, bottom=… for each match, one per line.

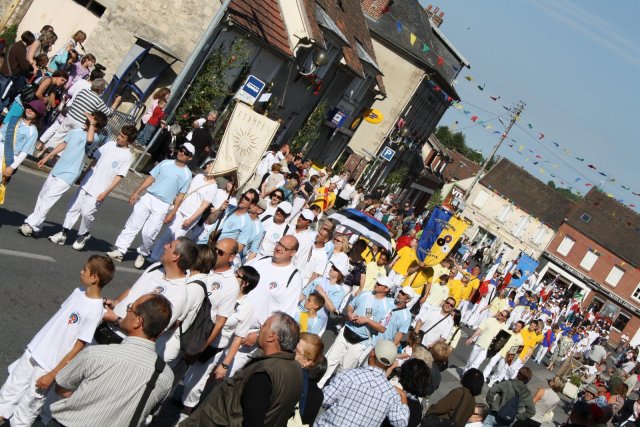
left=384, top=166, right=408, bottom=190
left=175, top=39, right=249, bottom=130
left=547, top=181, right=583, bottom=202
left=291, top=101, right=328, bottom=153
left=0, top=25, right=18, bottom=47
left=427, top=190, right=443, bottom=210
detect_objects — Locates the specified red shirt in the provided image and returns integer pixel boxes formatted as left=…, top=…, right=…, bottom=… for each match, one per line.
left=395, top=235, right=413, bottom=251
left=147, top=106, right=165, bottom=126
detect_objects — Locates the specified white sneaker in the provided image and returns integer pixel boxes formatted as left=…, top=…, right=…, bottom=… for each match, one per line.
left=72, top=234, right=91, bottom=250
left=134, top=254, right=146, bottom=269
left=48, top=231, right=67, bottom=245
left=17, top=223, right=33, bottom=237
left=106, top=249, right=124, bottom=262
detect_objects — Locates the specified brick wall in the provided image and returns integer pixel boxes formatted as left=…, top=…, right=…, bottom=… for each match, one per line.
left=360, top=0, right=392, bottom=21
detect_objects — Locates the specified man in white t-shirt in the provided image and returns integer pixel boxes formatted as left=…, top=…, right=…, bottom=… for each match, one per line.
left=335, top=178, right=356, bottom=209
left=300, top=226, right=331, bottom=285
left=48, top=125, right=135, bottom=250
left=415, top=297, right=456, bottom=348
left=232, top=235, right=302, bottom=374
left=288, top=209, right=316, bottom=270
left=103, top=238, right=198, bottom=362
left=257, top=201, right=292, bottom=257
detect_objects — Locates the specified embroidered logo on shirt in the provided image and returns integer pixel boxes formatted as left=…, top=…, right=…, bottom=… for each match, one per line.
left=68, top=312, right=80, bottom=324
left=211, top=282, right=221, bottom=291
left=153, top=286, right=166, bottom=294
left=112, top=161, right=118, bottom=169
left=269, top=282, right=278, bottom=289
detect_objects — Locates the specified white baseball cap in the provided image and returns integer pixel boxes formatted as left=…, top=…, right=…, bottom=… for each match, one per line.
left=398, top=286, right=417, bottom=300
left=374, top=339, right=398, bottom=366
left=277, top=201, right=293, bottom=215
left=376, top=276, right=392, bottom=288
left=300, top=209, right=315, bottom=221
left=331, top=258, right=350, bottom=276
left=180, top=142, right=196, bottom=156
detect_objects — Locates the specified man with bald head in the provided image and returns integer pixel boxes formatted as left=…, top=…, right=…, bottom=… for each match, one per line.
left=229, top=235, right=303, bottom=375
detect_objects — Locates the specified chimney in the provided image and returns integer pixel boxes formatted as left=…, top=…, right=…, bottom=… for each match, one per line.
left=361, top=0, right=393, bottom=21
left=425, top=4, right=445, bottom=27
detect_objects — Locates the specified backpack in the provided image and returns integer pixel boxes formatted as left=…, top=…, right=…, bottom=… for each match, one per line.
left=179, top=280, right=214, bottom=357
left=495, top=395, right=519, bottom=424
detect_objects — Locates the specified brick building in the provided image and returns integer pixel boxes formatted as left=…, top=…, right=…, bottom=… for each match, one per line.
left=537, top=189, right=640, bottom=345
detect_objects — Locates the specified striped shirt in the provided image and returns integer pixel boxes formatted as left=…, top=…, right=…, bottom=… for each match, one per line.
left=67, top=88, right=113, bottom=123
left=51, top=337, right=174, bottom=427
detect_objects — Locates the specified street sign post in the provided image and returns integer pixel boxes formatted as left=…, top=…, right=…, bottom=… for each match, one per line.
left=380, top=147, right=395, bottom=161
left=235, top=75, right=266, bottom=106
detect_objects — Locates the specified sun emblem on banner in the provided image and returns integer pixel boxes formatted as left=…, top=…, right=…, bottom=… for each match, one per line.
left=232, top=129, right=258, bottom=156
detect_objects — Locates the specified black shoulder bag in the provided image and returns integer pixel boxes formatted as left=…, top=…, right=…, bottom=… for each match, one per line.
left=129, top=357, right=166, bottom=427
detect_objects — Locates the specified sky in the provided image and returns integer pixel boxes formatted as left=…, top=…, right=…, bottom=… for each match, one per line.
left=419, top=0, right=640, bottom=211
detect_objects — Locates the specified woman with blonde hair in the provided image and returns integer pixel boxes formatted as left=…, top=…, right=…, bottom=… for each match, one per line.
left=292, top=333, right=326, bottom=426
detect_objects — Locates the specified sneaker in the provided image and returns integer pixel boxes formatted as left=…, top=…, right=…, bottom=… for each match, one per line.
left=106, top=249, right=124, bottom=262
left=48, top=231, right=67, bottom=245
left=134, top=254, right=146, bottom=269
left=72, top=234, right=91, bottom=251
left=17, top=223, right=33, bottom=237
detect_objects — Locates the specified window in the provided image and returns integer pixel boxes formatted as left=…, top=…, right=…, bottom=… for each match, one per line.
left=532, top=225, right=547, bottom=245
left=612, top=312, right=631, bottom=331
left=512, top=216, right=529, bottom=238
left=556, top=236, right=575, bottom=256
left=580, top=213, right=592, bottom=223
left=605, top=266, right=625, bottom=287
left=580, top=249, right=599, bottom=271
left=72, top=0, right=106, bottom=17
left=632, top=283, right=640, bottom=302
left=496, top=205, right=512, bottom=223
left=472, top=191, right=489, bottom=208
left=345, top=77, right=369, bottom=103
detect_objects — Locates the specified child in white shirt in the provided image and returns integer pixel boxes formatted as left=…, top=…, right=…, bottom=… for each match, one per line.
left=0, top=255, right=114, bottom=426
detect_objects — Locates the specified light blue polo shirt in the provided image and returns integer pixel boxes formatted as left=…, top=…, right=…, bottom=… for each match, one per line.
left=246, top=218, right=265, bottom=256
left=301, top=277, right=345, bottom=312
left=51, top=129, right=88, bottom=185
left=147, top=160, right=191, bottom=204
left=1, top=120, right=37, bottom=158
left=219, top=211, right=252, bottom=245
left=374, top=307, right=411, bottom=344
left=346, top=292, right=394, bottom=341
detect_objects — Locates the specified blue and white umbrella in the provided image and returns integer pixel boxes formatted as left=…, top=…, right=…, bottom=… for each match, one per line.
left=328, top=208, right=392, bottom=252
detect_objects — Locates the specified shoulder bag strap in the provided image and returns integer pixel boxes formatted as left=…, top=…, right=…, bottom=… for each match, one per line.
left=129, top=357, right=166, bottom=427
left=286, top=269, right=299, bottom=288
left=422, top=313, right=452, bottom=335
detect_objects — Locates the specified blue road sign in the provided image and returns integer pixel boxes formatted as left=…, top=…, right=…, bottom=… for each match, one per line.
left=236, top=75, right=266, bottom=105
left=380, top=147, right=396, bottom=161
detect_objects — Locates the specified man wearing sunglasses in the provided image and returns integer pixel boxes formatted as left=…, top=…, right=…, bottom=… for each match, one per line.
left=415, top=297, right=456, bottom=348
left=257, top=200, right=292, bottom=257
left=107, top=143, right=194, bottom=266
left=464, top=310, right=510, bottom=372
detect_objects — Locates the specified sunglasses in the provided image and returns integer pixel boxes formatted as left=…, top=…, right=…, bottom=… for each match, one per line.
left=272, top=194, right=283, bottom=199
left=216, top=248, right=228, bottom=256
left=241, top=194, right=254, bottom=203
left=178, top=148, right=193, bottom=156
left=444, top=301, right=455, bottom=307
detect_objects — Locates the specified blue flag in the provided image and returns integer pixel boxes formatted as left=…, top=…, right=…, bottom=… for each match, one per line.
left=417, top=206, right=452, bottom=262
left=508, top=253, right=539, bottom=288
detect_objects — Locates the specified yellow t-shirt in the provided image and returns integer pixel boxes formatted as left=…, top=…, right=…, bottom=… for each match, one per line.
left=476, top=318, right=507, bottom=349
left=499, top=332, right=524, bottom=358
left=362, top=261, right=387, bottom=292
left=361, top=247, right=382, bottom=264
left=460, top=283, right=474, bottom=302
left=519, top=329, right=544, bottom=361
left=392, top=246, right=418, bottom=276
left=311, top=186, right=336, bottom=211
left=488, top=297, right=509, bottom=315
left=447, top=280, right=464, bottom=307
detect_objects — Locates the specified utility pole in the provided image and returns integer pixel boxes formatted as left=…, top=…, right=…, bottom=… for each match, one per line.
left=462, top=101, right=526, bottom=202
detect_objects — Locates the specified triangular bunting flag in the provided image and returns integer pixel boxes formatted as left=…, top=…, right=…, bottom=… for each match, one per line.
left=396, top=20, right=402, bottom=33
left=410, top=33, right=416, bottom=45
left=422, top=44, right=430, bottom=53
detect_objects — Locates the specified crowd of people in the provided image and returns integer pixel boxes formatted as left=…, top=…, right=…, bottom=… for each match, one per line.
left=3, top=23, right=640, bottom=427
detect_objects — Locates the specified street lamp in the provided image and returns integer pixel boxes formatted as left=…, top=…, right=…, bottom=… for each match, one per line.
left=296, top=47, right=329, bottom=76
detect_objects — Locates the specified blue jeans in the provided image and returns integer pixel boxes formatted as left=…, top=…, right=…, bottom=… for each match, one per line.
left=137, top=123, right=158, bottom=146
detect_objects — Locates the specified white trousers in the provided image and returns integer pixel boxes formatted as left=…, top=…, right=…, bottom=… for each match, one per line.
left=290, top=196, right=306, bottom=223
left=482, top=352, right=503, bottom=380
left=460, top=301, right=477, bottom=323
left=149, top=210, right=193, bottom=262
left=0, top=350, right=48, bottom=426
left=534, top=345, right=549, bottom=363
left=62, top=188, right=99, bottom=235
left=181, top=349, right=226, bottom=408
left=318, top=328, right=367, bottom=388
left=114, top=193, right=170, bottom=256
left=506, top=358, right=524, bottom=379
left=488, top=356, right=509, bottom=386
left=464, top=344, right=487, bottom=371
left=44, top=116, right=83, bottom=149
left=39, top=116, right=63, bottom=144
left=25, top=175, right=71, bottom=232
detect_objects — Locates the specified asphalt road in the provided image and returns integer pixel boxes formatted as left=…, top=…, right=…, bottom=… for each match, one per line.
left=0, top=169, right=572, bottom=424
left=0, top=167, right=144, bottom=382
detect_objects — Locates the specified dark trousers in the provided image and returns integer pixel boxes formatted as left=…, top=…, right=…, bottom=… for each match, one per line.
left=49, top=418, right=67, bottom=427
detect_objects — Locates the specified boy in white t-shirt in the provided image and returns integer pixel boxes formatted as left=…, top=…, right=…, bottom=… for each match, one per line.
left=47, top=125, right=137, bottom=250
left=0, top=255, right=114, bottom=426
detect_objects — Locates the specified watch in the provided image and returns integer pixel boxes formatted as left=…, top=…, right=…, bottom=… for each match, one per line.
left=221, top=363, right=229, bottom=369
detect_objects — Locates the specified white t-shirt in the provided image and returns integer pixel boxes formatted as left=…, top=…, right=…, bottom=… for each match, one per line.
left=113, top=264, right=188, bottom=328
left=207, top=268, right=239, bottom=320
left=28, top=288, right=104, bottom=371
left=259, top=204, right=278, bottom=220
left=417, top=306, right=454, bottom=348
left=80, top=141, right=133, bottom=197
left=178, top=174, right=218, bottom=216
left=259, top=218, right=290, bottom=256
left=300, top=246, right=329, bottom=285
left=245, top=256, right=302, bottom=328
left=211, top=295, right=253, bottom=349
left=288, top=228, right=316, bottom=270
left=338, top=183, right=355, bottom=200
